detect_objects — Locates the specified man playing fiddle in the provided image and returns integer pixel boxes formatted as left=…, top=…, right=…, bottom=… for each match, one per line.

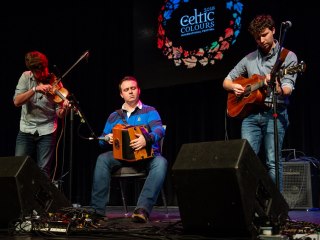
left=13, top=51, right=70, bottom=178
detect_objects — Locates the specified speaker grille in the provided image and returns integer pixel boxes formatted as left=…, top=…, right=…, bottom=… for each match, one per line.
left=282, top=161, right=313, bottom=209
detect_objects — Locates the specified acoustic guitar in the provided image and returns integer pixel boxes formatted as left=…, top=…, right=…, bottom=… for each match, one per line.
left=227, top=61, right=306, bottom=118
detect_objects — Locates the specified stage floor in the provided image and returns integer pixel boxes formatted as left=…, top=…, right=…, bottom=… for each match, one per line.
left=1, top=206, right=320, bottom=239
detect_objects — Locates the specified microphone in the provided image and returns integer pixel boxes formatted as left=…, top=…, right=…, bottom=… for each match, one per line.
left=88, top=135, right=110, bottom=141
left=282, top=21, right=292, bottom=28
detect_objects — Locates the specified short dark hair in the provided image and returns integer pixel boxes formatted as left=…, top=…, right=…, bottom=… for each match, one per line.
left=118, top=76, right=138, bottom=92
left=248, top=14, right=275, bottom=37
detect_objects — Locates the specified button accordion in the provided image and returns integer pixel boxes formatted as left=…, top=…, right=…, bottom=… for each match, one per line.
left=112, top=124, right=154, bottom=161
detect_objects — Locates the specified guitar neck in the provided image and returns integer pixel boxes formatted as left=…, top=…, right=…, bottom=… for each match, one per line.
left=252, top=80, right=265, bottom=91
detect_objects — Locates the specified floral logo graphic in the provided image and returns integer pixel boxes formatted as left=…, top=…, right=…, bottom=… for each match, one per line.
left=157, top=0, right=243, bottom=68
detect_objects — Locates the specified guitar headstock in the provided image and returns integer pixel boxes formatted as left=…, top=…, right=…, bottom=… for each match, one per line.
left=283, top=61, right=307, bottom=76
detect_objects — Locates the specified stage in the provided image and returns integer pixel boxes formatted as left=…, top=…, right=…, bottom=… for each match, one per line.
left=1, top=206, right=320, bottom=240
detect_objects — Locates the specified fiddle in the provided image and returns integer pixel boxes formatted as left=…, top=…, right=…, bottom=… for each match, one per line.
left=45, top=73, right=69, bottom=104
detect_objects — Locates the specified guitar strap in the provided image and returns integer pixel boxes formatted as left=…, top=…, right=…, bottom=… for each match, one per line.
left=273, top=48, right=289, bottom=71
left=267, top=48, right=289, bottom=98
left=280, top=48, right=289, bottom=63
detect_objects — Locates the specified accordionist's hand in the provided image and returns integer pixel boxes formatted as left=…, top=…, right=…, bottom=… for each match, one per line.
left=130, top=133, right=146, bottom=150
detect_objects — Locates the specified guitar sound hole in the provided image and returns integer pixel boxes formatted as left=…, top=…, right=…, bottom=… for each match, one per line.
left=244, top=85, right=251, bottom=97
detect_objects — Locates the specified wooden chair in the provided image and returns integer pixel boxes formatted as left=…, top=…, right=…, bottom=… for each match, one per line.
left=111, top=125, right=168, bottom=217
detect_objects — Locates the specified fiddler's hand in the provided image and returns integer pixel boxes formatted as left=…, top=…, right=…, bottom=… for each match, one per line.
left=57, top=99, right=71, bottom=118
left=62, top=100, right=71, bottom=110
left=60, top=100, right=72, bottom=113
left=37, top=84, right=53, bottom=95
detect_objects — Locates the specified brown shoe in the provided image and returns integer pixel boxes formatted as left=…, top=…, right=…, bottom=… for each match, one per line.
left=131, top=208, right=149, bottom=223
left=96, top=217, right=108, bottom=228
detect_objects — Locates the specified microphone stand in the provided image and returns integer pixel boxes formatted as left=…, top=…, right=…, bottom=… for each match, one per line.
left=68, top=107, right=74, bottom=201
left=55, top=50, right=94, bottom=202
left=269, top=25, right=289, bottom=190
left=69, top=93, right=97, bottom=139
left=66, top=93, right=97, bottom=202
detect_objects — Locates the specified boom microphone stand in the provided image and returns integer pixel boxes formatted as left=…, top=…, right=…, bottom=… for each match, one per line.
left=55, top=50, right=97, bottom=202
left=269, top=22, right=291, bottom=190
left=66, top=93, right=97, bottom=202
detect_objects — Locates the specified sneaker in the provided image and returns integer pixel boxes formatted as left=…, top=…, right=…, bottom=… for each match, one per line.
left=131, top=208, right=149, bottom=223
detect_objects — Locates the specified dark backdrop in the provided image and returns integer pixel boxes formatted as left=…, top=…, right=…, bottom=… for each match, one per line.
left=1, top=0, right=318, bottom=206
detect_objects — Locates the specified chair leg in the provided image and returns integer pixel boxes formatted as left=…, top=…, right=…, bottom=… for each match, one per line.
left=119, top=180, right=129, bottom=217
left=161, top=188, right=169, bottom=217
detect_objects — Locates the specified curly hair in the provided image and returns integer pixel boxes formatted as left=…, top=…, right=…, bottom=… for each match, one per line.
left=248, top=15, right=275, bottom=37
left=25, top=51, right=48, bottom=70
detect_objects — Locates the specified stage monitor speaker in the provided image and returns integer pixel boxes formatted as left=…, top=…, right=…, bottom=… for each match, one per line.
left=0, top=156, right=71, bottom=228
left=282, top=161, right=314, bottom=209
left=172, top=139, right=289, bottom=238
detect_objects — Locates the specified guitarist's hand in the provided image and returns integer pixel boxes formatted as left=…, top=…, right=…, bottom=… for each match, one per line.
left=264, top=74, right=271, bottom=86
left=232, top=83, right=245, bottom=97
left=265, top=74, right=284, bottom=95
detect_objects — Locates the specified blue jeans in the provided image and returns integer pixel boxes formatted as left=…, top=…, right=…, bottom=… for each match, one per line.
left=15, top=131, right=56, bottom=178
left=91, top=151, right=168, bottom=216
left=241, top=108, right=289, bottom=190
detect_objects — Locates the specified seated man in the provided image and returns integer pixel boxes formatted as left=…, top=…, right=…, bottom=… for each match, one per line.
left=90, top=76, right=168, bottom=223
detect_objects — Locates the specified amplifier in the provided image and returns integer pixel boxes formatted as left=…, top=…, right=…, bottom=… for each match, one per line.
left=282, top=161, right=314, bottom=209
